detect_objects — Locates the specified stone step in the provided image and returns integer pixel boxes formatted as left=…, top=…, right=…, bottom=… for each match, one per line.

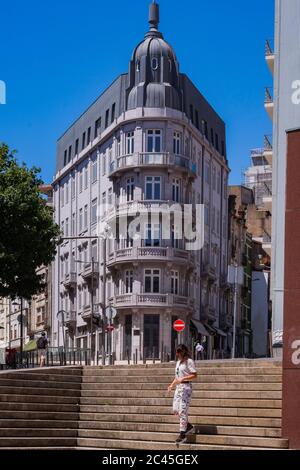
left=88, top=360, right=282, bottom=369
left=80, top=389, right=282, bottom=399
left=82, top=367, right=282, bottom=377
left=0, top=386, right=80, bottom=397
left=0, top=378, right=82, bottom=390
left=0, top=367, right=82, bottom=377
left=0, top=437, right=77, bottom=447
left=78, top=420, right=282, bottom=438
left=81, top=382, right=282, bottom=391
left=0, top=372, right=82, bottom=383
left=0, top=402, right=79, bottom=413
left=79, top=412, right=282, bottom=428
left=0, top=394, right=80, bottom=405
left=0, top=419, right=78, bottom=429
left=76, top=437, right=281, bottom=451
left=0, top=428, right=78, bottom=438
left=81, top=375, right=282, bottom=384
left=79, top=397, right=282, bottom=409
left=77, top=429, right=288, bottom=449
left=79, top=404, right=282, bottom=418
left=0, top=410, right=79, bottom=421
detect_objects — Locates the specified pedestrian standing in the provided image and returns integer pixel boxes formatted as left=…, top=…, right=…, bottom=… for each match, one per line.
left=37, top=332, right=48, bottom=367
left=167, top=344, right=197, bottom=444
left=195, top=341, right=204, bottom=360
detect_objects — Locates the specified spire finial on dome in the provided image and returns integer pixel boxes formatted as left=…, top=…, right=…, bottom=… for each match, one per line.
left=149, top=0, right=159, bottom=31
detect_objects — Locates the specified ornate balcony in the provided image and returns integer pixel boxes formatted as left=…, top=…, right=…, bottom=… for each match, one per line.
left=104, top=199, right=188, bottom=222
left=81, top=262, right=99, bottom=281
left=62, top=272, right=77, bottom=289
left=264, top=87, right=274, bottom=120
left=265, top=39, right=274, bottom=75
left=201, top=304, right=217, bottom=321
left=64, top=310, right=77, bottom=326
left=81, top=303, right=101, bottom=322
left=109, top=152, right=197, bottom=180
left=113, top=293, right=194, bottom=310
left=201, top=263, right=217, bottom=282
left=107, top=246, right=196, bottom=268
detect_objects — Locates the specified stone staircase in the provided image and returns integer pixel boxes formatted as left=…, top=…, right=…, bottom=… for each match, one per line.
left=0, top=360, right=288, bottom=450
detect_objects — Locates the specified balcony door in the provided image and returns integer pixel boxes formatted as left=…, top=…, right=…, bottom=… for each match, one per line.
left=144, top=314, right=160, bottom=359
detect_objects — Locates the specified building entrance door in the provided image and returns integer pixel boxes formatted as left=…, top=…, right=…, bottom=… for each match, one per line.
left=123, top=314, right=132, bottom=360
left=144, top=314, right=160, bottom=359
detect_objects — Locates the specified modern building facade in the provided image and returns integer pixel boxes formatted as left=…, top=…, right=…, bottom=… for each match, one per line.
left=52, top=2, right=229, bottom=361
left=269, top=0, right=300, bottom=356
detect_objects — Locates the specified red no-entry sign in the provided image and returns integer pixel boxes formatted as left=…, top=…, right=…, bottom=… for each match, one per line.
left=173, top=319, right=185, bottom=332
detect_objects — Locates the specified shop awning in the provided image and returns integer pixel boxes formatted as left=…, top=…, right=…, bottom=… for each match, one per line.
left=24, top=340, right=37, bottom=352
left=214, top=327, right=227, bottom=337
left=190, top=319, right=210, bottom=336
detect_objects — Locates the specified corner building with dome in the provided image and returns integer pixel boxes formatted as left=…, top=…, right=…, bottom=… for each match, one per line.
left=52, top=1, right=230, bottom=361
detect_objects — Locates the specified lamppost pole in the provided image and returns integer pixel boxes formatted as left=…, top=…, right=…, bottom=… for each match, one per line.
left=101, top=236, right=107, bottom=366
left=20, top=298, right=23, bottom=365
left=91, top=256, right=95, bottom=365
left=231, top=265, right=238, bottom=360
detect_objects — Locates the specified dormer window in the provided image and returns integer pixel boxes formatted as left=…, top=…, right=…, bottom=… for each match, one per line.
left=151, top=57, right=159, bottom=70
left=136, top=60, right=140, bottom=72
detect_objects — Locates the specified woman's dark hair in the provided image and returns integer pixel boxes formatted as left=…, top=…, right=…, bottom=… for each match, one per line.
left=176, top=344, right=191, bottom=362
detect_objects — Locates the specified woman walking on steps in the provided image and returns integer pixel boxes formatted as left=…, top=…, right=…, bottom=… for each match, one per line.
left=167, top=344, right=197, bottom=444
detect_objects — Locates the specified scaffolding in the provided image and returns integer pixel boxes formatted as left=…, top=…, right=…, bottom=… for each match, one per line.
left=245, top=142, right=272, bottom=208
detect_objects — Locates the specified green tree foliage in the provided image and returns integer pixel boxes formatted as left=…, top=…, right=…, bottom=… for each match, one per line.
left=0, top=143, right=60, bottom=299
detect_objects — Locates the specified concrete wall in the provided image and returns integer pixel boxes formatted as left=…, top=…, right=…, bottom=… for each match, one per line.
left=272, top=0, right=300, bottom=350
left=251, top=271, right=269, bottom=357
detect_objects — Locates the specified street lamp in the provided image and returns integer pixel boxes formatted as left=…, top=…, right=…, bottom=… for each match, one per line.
left=12, top=299, right=24, bottom=365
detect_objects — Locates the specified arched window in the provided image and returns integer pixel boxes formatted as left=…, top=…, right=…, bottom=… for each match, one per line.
left=151, top=57, right=159, bottom=70
left=136, top=60, right=140, bottom=72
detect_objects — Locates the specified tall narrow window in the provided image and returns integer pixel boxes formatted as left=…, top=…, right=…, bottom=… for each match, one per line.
left=94, top=118, right=101, bottom=138
left=92, top=159, right=97, bottom=183
left=71, top=176, right=75, bottom=199
left=102, top=192, right=106, bottom=215
left=116, top=137, right=121, bottom=157
left=79, top=208, right=83, bottom=232
left=211, top=129, right=214, bottom=146
left=145, top=223, right=161, bottom=247
left=68, top=145, right=72, bottom=163
left=61, top=185, right=64, bottom=207
left=173, top=132, right=181, bottom=155
left=87, top=127, right=91, bottom=145
left=144, top=269, right=160, bottom=293
left=84, top=205, right=88, bottom=229
left=79, top=170, right=83, bottom=193
left=72, top=213, right=76, bottom=236
left=171, top=271, right=179, bottom=295
left=126, top=177, right=135, bottom=202
left=125, top=270, right=133, bottom=294
left=91, top=198, right=97, bottom=225
left=65, top=218, right=69, bottom=237
left=126, top=132, right=134, bottom=154
left=145, top=176, right=161, bottom=200
left=172, top=178, right=180, bottom=203
left=147, top=130, right=162, bottom=152
left=84, top=165, right=88, bottom=189
left=65, top=182, right=69, bottom=204
left=75, top=139, right=79, bottom=156
left=105, top=109, right=109, bottom=128
left=111, top=103, right=116, bottom=123
left=82, top=132, right=86, bottom=150
left=63, top=150, right=67, bottom=166
left=92, top=240, right=98, bottom=260
left=108, top=188, right=112, bottom=206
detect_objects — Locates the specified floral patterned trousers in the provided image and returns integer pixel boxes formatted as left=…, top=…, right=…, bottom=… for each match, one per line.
left=172, top=383, right=192, bottom=432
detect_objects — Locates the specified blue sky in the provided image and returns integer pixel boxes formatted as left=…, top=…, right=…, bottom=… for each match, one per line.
left=0, top=0, right=274, bottom=184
